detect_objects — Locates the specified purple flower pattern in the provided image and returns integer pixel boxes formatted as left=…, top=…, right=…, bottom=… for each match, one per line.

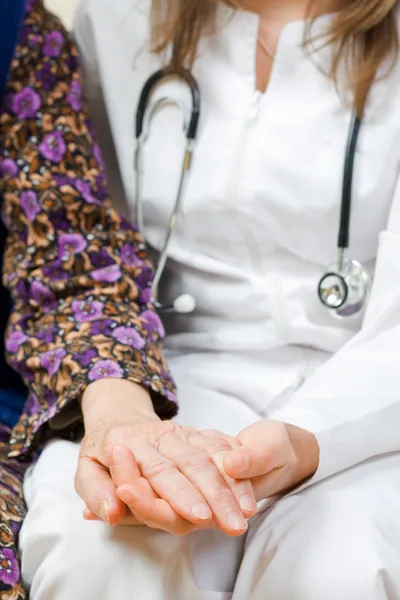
left=92, top=265, right=122, bottom=283
left=121, top=243, right=143, bottom=267
left=43, top=31, right=63, bottom=57
left=90, top=319, right=113, bottom=336
left=39, top=131, right=66, bottom=163
left=0, top=547, right=20, bottom=587
left=112, top=326, right=145, bottom=350
left=36, top=63, right=57, bottom=91
left=1, top=158, right=18, bottom=178
left=142, top=309, right=165, bottom=339
left=40, top=348, right=67, bottom=376
left=5, top=332, right=28, bottom=354
left=88, top=360, right=124, bottom=381
left=89, top=249, right=114, bottom=269
left=30, top=281, right=56, bottom=308
left=1, top=7, right=177, bottom=597
left=42, top=260, right=69, bottom=281
left=72, top=300, right=104, bottom=322
left=20, top=191, right=41, bottom=222
left=58, top=233, right=87, bottom=259
left=36, top=327, right=58, bottom=344
left=67, top=80, right=82, bottom=111
left=74, top=347, right=98, bottom=367
left=12, top=88, right=41, bottom=119
left=75, top=178, right=98, bottom=204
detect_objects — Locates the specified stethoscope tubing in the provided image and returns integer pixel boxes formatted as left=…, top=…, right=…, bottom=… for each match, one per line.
left=134, top=65, right=369, bottom=317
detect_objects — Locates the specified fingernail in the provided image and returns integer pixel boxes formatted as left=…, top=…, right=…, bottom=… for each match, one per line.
left=98, top=500, right=111, bottom=525
left=227, top=512, right=247, bottom=531
left=192, top=503, right=212, bottom=520
left=240, top=494, right=256, bottom=512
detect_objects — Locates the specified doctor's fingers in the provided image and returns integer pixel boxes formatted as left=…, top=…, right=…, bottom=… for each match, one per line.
left=156, top=435, right=249, bottom=536
left=188, top=430, right=257, bottom=519
left=223, top=420, right=291, bottom=480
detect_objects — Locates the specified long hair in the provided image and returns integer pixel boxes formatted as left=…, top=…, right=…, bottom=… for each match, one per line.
left=150, top=0, right=399, bottom=116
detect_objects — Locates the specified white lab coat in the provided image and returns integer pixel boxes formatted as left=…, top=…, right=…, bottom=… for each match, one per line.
left=73, top=0, right=400, bottom=483
left=20, top=1, right=400, bottom=598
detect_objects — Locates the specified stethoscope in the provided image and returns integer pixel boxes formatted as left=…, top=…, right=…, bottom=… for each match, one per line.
left=134, top=66, right=371, bottom=318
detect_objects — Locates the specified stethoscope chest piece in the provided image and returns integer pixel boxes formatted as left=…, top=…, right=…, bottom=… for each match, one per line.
left=318, top=258, right=371, bottom=318
left=317, top=113, right=372, bottom=318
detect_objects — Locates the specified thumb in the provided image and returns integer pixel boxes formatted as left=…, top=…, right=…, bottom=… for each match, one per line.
left=223, top=420, right=285, bottom=479
left=223, top=445, right=274, bottom=479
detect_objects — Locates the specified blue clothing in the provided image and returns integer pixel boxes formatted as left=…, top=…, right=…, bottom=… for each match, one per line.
left=0, top=0, right=28, bottom=427
left=0, top=0, right=27, bottom=96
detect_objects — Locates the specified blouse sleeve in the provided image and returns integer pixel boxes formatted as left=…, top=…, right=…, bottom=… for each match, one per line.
left=0, top=424, right=29, bottom=599
left=1, top=2, right=177, bottom=459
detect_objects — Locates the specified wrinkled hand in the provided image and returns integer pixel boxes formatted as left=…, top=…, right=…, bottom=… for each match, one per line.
left=75, top=380, right=256, bottom=537
left=223, top=420, right=320, bottom=500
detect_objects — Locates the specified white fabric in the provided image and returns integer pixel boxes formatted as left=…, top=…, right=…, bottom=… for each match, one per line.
left=21, top=390, right=400, bottom=600
left=44, top=0, right=77, bottom=28
left=21, top=1, right=400, bottom=596
left=73, top=0, right=400, bottom=488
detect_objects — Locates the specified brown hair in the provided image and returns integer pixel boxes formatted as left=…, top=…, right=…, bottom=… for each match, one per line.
left=150, top=0, right=399, bottom=116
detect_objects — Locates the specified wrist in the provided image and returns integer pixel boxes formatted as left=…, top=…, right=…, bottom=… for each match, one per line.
left=285, top=423, right=320, bottom=488
left=82, top=378, right=159, bottom=431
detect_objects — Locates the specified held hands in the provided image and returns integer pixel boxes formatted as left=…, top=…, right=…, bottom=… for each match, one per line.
left=76, top=379, right=257, bottom=537
left=76, top=380, right=319, bottom=537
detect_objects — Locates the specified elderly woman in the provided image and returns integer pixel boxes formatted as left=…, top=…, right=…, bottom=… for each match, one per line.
left=0, top=1, right=176, bottom=598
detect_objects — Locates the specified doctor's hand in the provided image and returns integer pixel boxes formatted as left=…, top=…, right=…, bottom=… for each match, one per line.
left=223, top=420, right=320, bottom=501
left=76, top=379, right=256, bottom=537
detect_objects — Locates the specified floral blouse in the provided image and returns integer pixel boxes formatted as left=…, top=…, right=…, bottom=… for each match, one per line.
left=0, top=1, right=177, bottom=597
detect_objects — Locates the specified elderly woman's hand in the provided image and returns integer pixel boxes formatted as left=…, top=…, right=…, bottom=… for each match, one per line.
left=75, top=379, right=256, bottom=536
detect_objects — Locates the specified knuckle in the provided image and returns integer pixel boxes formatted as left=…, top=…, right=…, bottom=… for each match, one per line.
left=211, top=486, right=235, bottom=507
left=145, top=457, right=174, bottom=480
left=181, top=451, right=210, bottom=473
left=207, top=440, right=232, bottom=454
left=201, top=431, right=232, bottom=451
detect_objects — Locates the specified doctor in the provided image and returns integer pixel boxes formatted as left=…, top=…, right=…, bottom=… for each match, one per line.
left=20, top=0, right=400, bottom=598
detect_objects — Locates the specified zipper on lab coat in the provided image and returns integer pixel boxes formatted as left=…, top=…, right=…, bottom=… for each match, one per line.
left=225, top=90, right=264, bottom=272
left=226, top=90, right=291, bottom=347
left=248, top=90, right=262, bottom=122
left=226, top=91, right=262, bottom=200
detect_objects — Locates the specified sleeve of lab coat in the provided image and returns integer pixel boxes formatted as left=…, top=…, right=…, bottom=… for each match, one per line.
left=271, top=174, right=400, bottom=485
